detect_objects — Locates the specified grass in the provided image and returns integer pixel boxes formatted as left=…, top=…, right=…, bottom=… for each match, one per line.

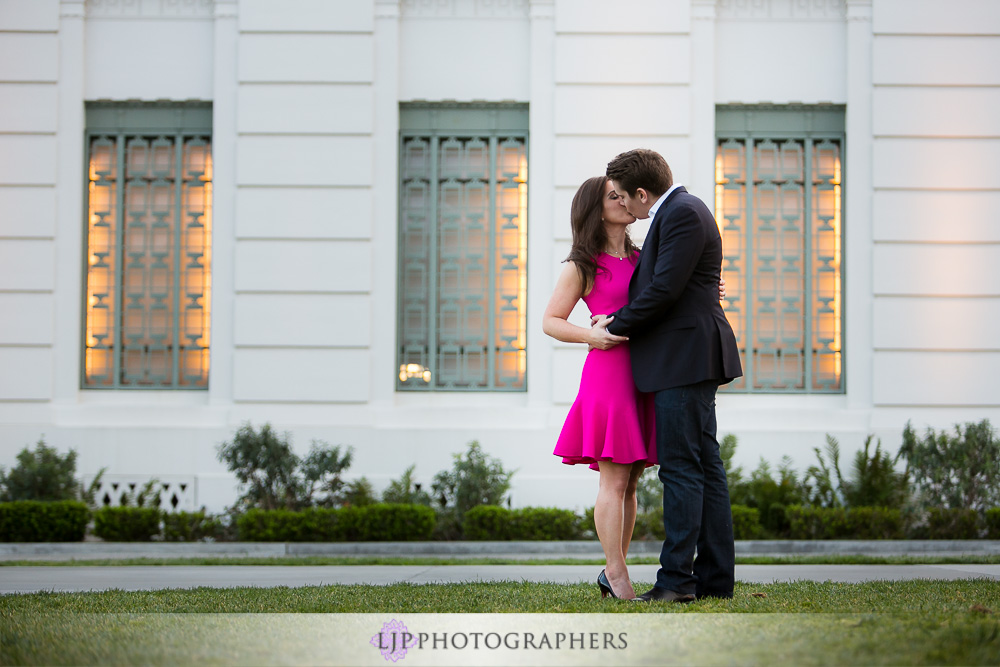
left=1, top=579, right=998, bottom=614
left=2, top=581, right=999, bottom=665
left=1, top=553, right=999, bottom=567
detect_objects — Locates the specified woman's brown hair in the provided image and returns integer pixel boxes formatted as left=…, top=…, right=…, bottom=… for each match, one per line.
left=564, top=176, right=638, bottom=295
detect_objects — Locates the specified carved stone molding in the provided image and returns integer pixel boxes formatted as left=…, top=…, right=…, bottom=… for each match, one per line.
left=401, top=0, right=529, bottom=19
left=86, top=0, right=214, bottom=19
left=717, top=0, right=846, bottom=21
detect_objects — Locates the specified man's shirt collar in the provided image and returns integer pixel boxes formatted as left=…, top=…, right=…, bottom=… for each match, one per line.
left=646, top=183, right=682, bottom=220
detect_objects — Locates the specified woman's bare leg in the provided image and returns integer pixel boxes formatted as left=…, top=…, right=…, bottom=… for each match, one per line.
left=621, top=461, right=648, bottom=559
left=595, top=461, right=637, bottom=599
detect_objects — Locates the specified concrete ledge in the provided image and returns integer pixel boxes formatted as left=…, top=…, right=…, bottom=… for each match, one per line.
left=1, top=540, right=999, bottom=560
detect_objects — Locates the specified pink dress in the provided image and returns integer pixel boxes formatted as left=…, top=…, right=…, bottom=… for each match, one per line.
left=553, top=253, right=657, bottom=471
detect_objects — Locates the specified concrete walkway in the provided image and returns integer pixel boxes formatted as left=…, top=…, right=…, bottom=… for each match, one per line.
left=2, top=539, right=999, bottom=561
left=2, top=563, right=999, bottom=595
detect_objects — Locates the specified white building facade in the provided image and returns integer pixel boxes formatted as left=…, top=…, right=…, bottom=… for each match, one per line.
left=1, top=0, right=998, bottom=511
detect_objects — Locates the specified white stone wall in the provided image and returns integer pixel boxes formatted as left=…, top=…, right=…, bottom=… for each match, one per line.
left=1, top=0, right=999, bottom=513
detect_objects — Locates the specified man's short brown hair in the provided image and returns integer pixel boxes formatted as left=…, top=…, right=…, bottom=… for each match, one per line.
left=606, top=149, right=673, bottom=198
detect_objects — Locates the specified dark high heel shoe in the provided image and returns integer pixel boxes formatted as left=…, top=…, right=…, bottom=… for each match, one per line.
left=597, top=569, right=619, bottom=599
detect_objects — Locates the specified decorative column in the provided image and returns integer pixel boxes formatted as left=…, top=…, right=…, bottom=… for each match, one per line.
left=528, top=0, right=555, bottom=408
left=845, top=0, right=873, bottom=410
left=209, top=0, right=238, bottom=406
left=690, top=0, right=718, bottom=206
left=53, top=0, right=86, bottom=404
left=370, top=0, right=401, bottom=406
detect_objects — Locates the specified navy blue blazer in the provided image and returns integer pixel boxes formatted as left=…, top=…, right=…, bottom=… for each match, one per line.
left=606, top=187, right=743, bottom=393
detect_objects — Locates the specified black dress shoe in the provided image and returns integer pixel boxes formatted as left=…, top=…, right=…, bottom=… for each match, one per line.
left=634, top=587, right=696, bottom=603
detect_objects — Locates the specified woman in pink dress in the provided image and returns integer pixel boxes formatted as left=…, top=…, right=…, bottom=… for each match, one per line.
left=544, top=176, right=726, bottom=600
left=542, top=175, right=653, bottom=600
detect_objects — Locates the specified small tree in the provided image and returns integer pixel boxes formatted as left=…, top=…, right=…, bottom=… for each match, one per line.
left=0, top=438, right=80, bottom=502
left=804, top=434, right=909, bottom=510
left=720, top=433, right=744, bottom=496
left=431, top=441, right=514, bottom=516
left=382, top=465, right=432, bottom=506
left=299, top=442, right=353, bottom=508
left=216, top=423, right=355, bottom=511
left=842, top=435, right=908, bottom=509
left=899, top=419, right=1000, bottom=513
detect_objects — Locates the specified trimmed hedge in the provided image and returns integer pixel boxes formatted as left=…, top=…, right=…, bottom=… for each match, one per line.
left=986, top=508, right=1000, bottom=540
left=785, top=506, right=905, bottom=540
left=463, top=506, right=584, bottom=540
left=731, top=504, right=762, bottom=540
left=585, top=506, right=763, bottom=542
left=922, top=508, right=980, bottom=540
left=93, top=507, right=162, bottom=542
left=162, top=511, right=222, bottom=542
left=0, top=500, right=88, bottom=542
left=237, top=504, right=435, bottom=542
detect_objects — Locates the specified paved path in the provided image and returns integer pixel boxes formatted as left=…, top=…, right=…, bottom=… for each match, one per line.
left=2, top=563, right=999, bottom=594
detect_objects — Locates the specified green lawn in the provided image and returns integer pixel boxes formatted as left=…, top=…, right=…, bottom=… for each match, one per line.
left=2, top=581, right=999, bottom=665
left=2, top=553, right=999, bottom=567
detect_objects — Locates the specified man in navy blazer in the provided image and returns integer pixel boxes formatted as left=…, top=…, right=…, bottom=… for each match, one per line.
left=593, top=148, right=742, bottom=602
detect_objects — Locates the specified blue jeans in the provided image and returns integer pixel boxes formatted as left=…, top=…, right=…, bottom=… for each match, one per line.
left=653, top=379, right=735, bottom=597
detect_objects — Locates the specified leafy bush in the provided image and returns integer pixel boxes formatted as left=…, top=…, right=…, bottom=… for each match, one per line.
left=915, top=508, right=981, bottom=540
left=360, top=504, right=435, bottom=541
left=510, top=507, right=583, bottom=540
left=785, top=505, right=904, bottom=540
left=93, top=507, right=161, bottom=541
left=217, top=423, right=354, bottom=511
left=162, top=511, right=222, bottom=542
left=237, top=504, right=435, bottom=542
left=382, top=465, right=432, bottom=506
left=729, top=456, right=804, bottom=537
left=636, top=467, right=661, bottom=513
left=432, top=441, right=514, bottom=516
left=0, top=501, right=88, bottom=542
left=463, top=505, right=511, bottom=540
left=985, top=509, right=1000, bottom=540
left=900, top=420, right=1000, bottom=513
left=0, top=439, right=80, bottom=502
left=631, top=510, right=664, bottom=541
left=341, top=477, right=378, bottom=508
left=463, top=506, right=583, bottom=541
left=804, top=435, right=908, bottom=510
left=731, top=504, right=761, bottom=540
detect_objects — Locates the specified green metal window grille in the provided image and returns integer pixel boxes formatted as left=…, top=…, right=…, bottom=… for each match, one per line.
left=397, top=104, right=528, bottom=391
left=715, top=105, right=845, bottom=393
left=83, top=103, right=212, bottom=389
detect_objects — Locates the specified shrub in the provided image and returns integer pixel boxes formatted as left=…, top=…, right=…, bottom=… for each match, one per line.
left=236, top=505, right=434, bottom=542
left=463, top=506, right=583, bottom=541
left=731, top=504, right=761, bottom=540
left=985, top=509, right=1000, bottom=540
left=918, top=508, right=980, bottom=540
left=0, top=439, right=80, bottom=502
left=217, top=422, right=354, bottom=511
left=785, top=506, right=904, bottom=540
left=510, top=508, right=583, bottom=541
left=631, top=510, right=664, bottom=541
left=730, top=457, right=804, bottom=537
left=0, top=500, right=88, bottom=542
left=900, top=419, right=1000, bottom=513
left=463, top=505, right=511, bottom=540
left=342, top=477, right=378, bottom=508
left=93, top=507, right=161, bottom=541
left=382, top=465, right=432, bottom=506
left=804, top=435, right=909, bottom=510
left=358, top=504, right=435, bottom=541
left=636, top=467, right=662, bottom=513
left=162, top=511, right=222, bottom=542
left=431, top=441, right=514, bottom=517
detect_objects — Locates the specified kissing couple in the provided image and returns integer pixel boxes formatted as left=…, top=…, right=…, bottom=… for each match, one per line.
left=543, top=148, right=743, bottom=601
